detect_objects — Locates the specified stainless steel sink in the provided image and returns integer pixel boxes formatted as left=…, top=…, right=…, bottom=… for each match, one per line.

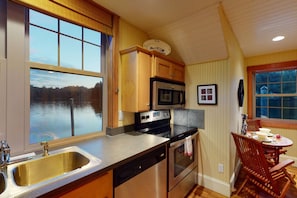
left=1, top=146, right=101, bottom=197
left=0, top=172, right=6, bottom=194
left=13, top=151, right=90, bottom=186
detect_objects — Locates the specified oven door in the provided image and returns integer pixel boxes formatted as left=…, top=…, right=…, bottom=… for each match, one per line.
left=168, top=132, right=198, bottom=190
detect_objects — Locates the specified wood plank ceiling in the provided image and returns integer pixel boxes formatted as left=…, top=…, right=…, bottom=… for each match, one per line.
left=93, top=0, right=297, bottom=65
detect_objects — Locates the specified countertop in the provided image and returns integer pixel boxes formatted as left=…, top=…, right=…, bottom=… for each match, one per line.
left=2, top=132, right=169, bottom=198
left=76, top=132, right=170, bottom=171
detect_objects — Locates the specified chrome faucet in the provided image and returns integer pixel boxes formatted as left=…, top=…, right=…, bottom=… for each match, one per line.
left=40, top=141, right=49, bottom=156
left=0, top=140, right=10, bottom=171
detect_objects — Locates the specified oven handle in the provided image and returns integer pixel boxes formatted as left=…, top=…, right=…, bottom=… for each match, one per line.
left=170, top=131, right=198, bottom=147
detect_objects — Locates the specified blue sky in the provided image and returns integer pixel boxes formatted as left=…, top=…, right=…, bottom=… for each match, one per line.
left=30, top=69, right=102, bottom=89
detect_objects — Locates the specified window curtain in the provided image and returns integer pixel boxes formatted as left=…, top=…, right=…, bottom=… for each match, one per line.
left=11, top=0, right=114, bottom=35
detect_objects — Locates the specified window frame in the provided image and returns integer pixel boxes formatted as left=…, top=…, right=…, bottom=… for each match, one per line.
left=4, top=1, right=118, bottom=155
left=247, top=60, right=297, bottom=129
left=25, top=8, right=108, bottom=147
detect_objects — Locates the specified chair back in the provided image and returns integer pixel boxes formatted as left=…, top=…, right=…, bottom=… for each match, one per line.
left=231, top=132, right=279, bottom=190
left=247, top=119, right=261, bottom=131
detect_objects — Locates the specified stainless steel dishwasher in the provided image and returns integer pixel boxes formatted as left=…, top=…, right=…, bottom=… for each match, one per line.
left=114, top=145, right=167, bottom=198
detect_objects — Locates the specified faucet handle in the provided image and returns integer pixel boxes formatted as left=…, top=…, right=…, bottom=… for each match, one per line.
left=40, top=141, right=49, bottom=156
left=0, top=140, right=9, bottom=148
left=0, top=140, right=10, bottom=165
left=40, top=141, right=48, bottom=146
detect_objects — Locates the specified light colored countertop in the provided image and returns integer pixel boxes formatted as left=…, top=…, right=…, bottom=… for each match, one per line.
left=76, top=133, right=170, bottom=170
left=1, top=133, right=169, bottom=198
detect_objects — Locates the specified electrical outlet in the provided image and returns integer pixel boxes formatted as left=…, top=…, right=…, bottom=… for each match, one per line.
left=119, top=111, right=124, bottom=121
left=218, top=163, right=224, bottom=173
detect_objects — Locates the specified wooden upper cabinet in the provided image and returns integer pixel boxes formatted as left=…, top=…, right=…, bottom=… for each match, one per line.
left=152, top=53, right=185, bottom=82
left=120, top=46, right=185, bottom=112
left=120, top=46, right=152, bottom=112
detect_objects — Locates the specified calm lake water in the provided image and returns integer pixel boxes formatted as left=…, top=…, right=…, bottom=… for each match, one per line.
left=30, top=102, right=102, bottom=144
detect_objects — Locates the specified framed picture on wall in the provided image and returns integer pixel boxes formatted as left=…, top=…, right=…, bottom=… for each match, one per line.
left=197, top=84, right=217, bottom=105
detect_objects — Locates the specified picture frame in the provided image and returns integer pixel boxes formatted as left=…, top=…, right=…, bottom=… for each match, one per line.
left=197, top=84, right=217, bottom=105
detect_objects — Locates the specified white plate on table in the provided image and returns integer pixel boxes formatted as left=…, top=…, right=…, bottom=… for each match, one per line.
left=262, top=137, right=272, bottom=143
left=255, top=131, right=274, bottom=137
left=253, top=135, right=272, bottom=143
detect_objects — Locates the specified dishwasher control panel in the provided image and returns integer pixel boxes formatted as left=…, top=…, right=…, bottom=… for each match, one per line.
left=113, top=145, right=167, bottom=187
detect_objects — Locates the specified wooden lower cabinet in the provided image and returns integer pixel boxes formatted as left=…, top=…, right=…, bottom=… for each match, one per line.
left=39, top=171, right=112, bottom=198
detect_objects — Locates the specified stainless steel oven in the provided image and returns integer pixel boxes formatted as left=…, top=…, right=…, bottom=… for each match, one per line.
left=135, top=110, right=198, bottom=198
left=150, top=78, right=185, bottom=110
left=168, top=132, right=198, bottom=198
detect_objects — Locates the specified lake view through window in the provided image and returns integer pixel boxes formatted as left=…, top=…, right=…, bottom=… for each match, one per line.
left=29, top=10, right=106, bottom=144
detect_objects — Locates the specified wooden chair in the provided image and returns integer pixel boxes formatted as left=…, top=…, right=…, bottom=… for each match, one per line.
left=247, top=119, right=262, bottom=131
left=247, top=119, right=287, bottom=164
left=231, top=132, right=295, bottom=198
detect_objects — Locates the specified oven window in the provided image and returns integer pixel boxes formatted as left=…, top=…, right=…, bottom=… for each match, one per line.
left=158, top=89, right=172, bottom=104
left=174, top=140, right=195, bottom=176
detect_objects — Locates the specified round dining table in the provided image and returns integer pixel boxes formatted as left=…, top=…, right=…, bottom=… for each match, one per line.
left=262, top=135, right=293, bottom=164
left=262, top=135, right=293, bottom=147
left=247, top=132, right=293, bottom=164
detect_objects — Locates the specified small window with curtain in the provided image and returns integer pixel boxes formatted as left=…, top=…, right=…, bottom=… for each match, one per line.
left=28, top=9, right=109, bottom=144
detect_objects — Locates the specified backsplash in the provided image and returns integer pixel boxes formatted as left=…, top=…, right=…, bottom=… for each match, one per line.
left=106, top=124, right=134, bottom=136
left=173, top=109, right=205, bottom=129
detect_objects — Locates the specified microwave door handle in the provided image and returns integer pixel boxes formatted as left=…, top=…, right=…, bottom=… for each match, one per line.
left=180, top=92, right=182, bottom=104
left=180, top=91, right=185, bottom=104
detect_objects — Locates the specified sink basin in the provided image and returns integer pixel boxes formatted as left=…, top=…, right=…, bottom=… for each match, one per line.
left=12, top=148, right=94, bottom=186
left=0, top=172, right=6, bottom=194
left=0, top=146, right=101, bottom=197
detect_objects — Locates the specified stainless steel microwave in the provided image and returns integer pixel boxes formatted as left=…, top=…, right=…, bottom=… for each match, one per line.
left=150, top=78, right=185, bottom=110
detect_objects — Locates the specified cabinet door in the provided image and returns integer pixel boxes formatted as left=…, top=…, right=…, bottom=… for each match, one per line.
left=60, top=171, right=113, bottom=198
left=136, top=52, right=151, bottom=111
left=121, top=50, right=151, bottom=112
left=153, top=57, right=185, bottom=82
left=153, top=57, right=172, bottom=79
left=172, top=63, right=185, bottom=82
left=40, top=171, right=113, bottom=198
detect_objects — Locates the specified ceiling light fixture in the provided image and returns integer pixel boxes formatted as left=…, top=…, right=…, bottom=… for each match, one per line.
left=272, top=36, right=285, bottom=42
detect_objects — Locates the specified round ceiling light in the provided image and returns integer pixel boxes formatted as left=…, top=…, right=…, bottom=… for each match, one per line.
left=272, top=35, right=285, bottom=42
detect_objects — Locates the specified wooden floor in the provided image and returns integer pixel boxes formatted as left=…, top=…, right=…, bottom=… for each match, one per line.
left=187, top=166, right=297, bottom=198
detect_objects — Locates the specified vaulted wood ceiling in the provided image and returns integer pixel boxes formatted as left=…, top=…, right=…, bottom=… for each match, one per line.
left=93, top=0, right=297, bottom=65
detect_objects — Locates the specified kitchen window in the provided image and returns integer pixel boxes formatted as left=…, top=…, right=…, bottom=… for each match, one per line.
left=247, top=61, right=297, bottom=129
left=28, top=10, right=108, bottom=144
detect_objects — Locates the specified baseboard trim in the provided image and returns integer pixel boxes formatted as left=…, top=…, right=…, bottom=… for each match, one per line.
left=230, top=160, right=241, bottom=192
left=197, top=173, right=231, bottom=197
left=196, top=161, right=241, bottom=197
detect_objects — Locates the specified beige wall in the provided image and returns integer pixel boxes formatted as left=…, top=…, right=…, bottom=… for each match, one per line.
left=118, top=19, right=149, bottom=51
left=218, top=6, right=245, bottom=190
left=184, top=5, right=245, bottom=196
left=245, top=50, right=297, bottom=66
left=185, top=60, right=231, bottom=193
left=245, top=50, right=297, bottom=160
